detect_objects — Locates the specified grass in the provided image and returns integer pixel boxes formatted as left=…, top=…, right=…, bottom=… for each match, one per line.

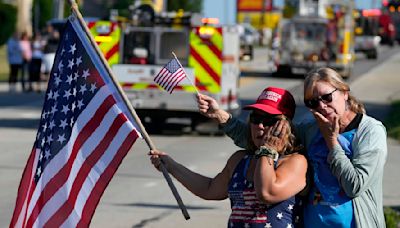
left=384, top=100, right=400, bottom=142
left=0, top=45, right=9, bottom=81
left=385, top=207, right=400, bottom=228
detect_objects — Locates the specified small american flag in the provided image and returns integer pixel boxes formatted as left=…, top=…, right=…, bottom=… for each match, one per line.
left=153, top=58, right=187, bottom=93
left=10, top=15, right=141, bottom=228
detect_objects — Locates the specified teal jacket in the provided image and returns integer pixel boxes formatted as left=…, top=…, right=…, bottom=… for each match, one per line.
left=222, top=114, right=387, bottom=228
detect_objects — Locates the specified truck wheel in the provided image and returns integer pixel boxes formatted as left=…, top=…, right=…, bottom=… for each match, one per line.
left=367, top=50, right=378, bottom=59
left=145, top=116, right=165, bottom=134
left=275, top=65, right=292, bottom=77
left=341, top=68, right=352, bottom=79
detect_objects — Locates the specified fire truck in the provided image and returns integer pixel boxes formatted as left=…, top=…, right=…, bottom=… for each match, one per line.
left=88, top=5, right=241, bottom=131
left=273, top=0, right=355, bottom=78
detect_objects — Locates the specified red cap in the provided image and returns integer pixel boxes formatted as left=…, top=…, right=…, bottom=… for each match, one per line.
left=244, top=87, right=296, bottom=119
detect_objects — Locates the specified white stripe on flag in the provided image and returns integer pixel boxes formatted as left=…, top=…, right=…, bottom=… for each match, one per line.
left=32, top=103, right=121, bottom=227
left=164, top=69, right=184, bottom=90
left=61, top=121, right=134, bottom=228
left=25, top=86, right=112, bottom=225
left=14, top=149, right=40, bottom=228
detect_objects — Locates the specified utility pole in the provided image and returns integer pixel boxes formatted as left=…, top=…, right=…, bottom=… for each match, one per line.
left=53, top=0, right=65, bottom=19
left=17, top=0, right=33, bottom=35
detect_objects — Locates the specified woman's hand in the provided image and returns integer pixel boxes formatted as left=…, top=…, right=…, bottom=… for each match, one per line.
left=261, top=120, right=287, bottom=153
left=148, top=149, right=172, bottom=172
left=196, top=94, right=230, bottom=124
left=310, top=109, right=339, bottom=150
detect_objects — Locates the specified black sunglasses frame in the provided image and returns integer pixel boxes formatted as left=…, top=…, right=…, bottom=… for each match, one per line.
left=304, top=88, right=338, bottom=109
left=249, top=113, right=281, bottom=126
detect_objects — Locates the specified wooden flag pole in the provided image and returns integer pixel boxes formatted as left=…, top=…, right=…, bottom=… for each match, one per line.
left=171, top=52, right=200, bottom=95
left=67, top=0, right=190, bottom=220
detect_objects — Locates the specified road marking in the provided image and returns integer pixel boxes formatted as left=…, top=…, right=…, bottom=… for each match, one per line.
left=144, top=182, right=158, bottom=188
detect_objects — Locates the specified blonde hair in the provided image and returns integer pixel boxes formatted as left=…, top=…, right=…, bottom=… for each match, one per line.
left=304, top=67, right=365, bottom=114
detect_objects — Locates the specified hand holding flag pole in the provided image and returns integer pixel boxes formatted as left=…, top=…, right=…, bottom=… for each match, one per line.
left=67, top=0, right=190, bottom=220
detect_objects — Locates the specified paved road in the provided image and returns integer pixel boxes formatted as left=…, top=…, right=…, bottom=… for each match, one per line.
left=1, top=48, right=400, bottom=227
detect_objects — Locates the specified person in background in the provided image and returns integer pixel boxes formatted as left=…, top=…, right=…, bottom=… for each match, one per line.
left=42, top=25, right=60, bottom=80
left=19, top=32, right=32, bottom=92
left=150, top=87, right=308, bottom=227
left=29, top=33, right=45, bottom=92
left=6, top=32, right=23, bottom=92
left=197, top=67, right=387, bottom=228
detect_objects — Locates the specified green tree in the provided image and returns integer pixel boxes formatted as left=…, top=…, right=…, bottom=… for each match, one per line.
left=32, top=0, right=53, bottom=33
left=0, top=2, right=17, bottom=46
left=167, top=0, right=202, bottom=13
left=282, top=0, right=298, bottom=18
left=110, top=0, right=133, bottom=18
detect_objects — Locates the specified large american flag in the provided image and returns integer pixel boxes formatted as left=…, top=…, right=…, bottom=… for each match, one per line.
left=10, top=15, right=141, bottom=228
left=153, top=58, right=187, bottom=94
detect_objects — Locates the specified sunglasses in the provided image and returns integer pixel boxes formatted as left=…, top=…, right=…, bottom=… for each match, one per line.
left=249, top=113, right=281, bottom=126
left=304, top=88, right=338, bottom=109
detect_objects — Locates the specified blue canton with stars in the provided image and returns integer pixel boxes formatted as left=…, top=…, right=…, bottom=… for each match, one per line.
left=33, top=20, right=105, bottom=182
left=165, top=58, right=181, bottom=73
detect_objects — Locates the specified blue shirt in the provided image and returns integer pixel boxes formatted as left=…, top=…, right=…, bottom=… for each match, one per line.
left=304, top=130, right=356, bottom=228
left=7, top=37, right=23, bottom=65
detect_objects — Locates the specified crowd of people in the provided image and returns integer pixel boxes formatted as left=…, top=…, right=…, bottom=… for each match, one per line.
left=149, top=67, right=387, bottom=227
left=6, top=25, right=60, bottom=93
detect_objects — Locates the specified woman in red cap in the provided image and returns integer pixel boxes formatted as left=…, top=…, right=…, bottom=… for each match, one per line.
left=149, top=87, right=308, bottom=227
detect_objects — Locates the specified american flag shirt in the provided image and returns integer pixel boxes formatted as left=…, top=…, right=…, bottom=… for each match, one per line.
left=228, top=155, right=302, bottom=228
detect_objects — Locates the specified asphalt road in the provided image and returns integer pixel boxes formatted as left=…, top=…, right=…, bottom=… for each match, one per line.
left=1, top=45, right=400, bottom=227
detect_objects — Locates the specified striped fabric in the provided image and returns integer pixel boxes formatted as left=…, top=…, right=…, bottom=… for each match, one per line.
left=153, top=58, right=186, bottom=94
left=10, top=15, right=141, bottom=228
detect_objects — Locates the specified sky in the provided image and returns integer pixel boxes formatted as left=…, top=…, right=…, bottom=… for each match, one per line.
left=202, top=0, right=382, bottom=24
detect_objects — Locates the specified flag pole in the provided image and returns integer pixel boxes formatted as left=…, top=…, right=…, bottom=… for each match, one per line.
left=67, top=0, right=190, bottom=220
left=171, top=52, right=200, bottom=95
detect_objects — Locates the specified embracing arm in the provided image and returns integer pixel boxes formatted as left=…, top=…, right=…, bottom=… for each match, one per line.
left=254, top=154, right=307, bottom=204
left=327, top=122, right=387, bottom=197
left=149, top=150, right=244, bottom=200
left=197, top=94, right=249, bottom=148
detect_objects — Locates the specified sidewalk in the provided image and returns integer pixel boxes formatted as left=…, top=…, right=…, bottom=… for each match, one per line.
left=349, top=51, right=400, bottom=206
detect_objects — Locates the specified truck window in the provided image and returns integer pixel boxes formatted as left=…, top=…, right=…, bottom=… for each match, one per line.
left=123, top=31, right=154, bottom=64
left=159, top=31, right=189, bottom=65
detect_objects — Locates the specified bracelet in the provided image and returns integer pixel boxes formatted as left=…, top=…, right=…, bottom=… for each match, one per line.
left=255, top=146, right=279, bottom=161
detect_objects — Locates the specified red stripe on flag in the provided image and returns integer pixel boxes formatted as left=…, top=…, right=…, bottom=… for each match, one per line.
left=167, top=74, right=186, bottom=94
left=25, top=95, right=115, bottom=227
left=164, top=70, right=185, bottom=92
left=43, top=113, right=127, bottom=227
left=158, top=72, right=173, bottom=88
left=9, top=147, right=38, bottom=227
left=77, top=130, right=139, bottom=227
left=153, top=68, right=167, bottom=83
left=189, top=47, right=220, bottom=85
